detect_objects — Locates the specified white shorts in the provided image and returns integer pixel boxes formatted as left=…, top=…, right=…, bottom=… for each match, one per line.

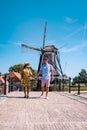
left=41, top=79, right=50, bottom=88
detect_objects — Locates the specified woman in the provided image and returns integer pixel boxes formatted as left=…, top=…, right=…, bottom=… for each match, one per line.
left=21, top=62, right=33, bottom=98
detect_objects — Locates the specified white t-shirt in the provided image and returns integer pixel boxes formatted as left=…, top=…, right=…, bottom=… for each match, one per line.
left=40, top=64, right=53, bottom=80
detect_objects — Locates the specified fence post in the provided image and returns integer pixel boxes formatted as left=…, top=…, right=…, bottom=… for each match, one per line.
left=78, top=83, right=80, bottom=95
left=8, top=77, right=11, bottom=93
left=69, top=77, right=71, bottom=93
left=11, top=79, right=13, bottom=91
left=4, top=74, right=7, bottom=95
left=59, top=79, right=61, bottom=91
left=62, top=77, right=64, bottom=91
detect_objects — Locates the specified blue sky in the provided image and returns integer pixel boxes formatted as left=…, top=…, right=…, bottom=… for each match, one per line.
left=0, top=0, right=87, bottom=78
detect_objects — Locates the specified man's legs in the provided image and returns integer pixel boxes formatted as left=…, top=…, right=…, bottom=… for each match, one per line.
left=45, top=79, right=50, bottom=99
left=41, top=87, right=44, bottom=95
left=41, top=80, right=45, bottom=96
left=46, top=87, right=49, bottom=97
left=41, top=79, right=50, bottom=99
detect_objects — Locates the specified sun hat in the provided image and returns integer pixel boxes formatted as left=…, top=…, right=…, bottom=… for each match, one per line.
left=23, top=62, right=30, bottom=68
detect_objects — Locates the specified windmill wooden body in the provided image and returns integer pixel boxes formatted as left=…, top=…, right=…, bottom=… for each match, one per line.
left=37, top=45, right=63, bottom=77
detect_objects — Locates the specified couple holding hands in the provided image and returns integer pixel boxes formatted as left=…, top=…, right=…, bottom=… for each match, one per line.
left=21, top=57, right=54, bottom=99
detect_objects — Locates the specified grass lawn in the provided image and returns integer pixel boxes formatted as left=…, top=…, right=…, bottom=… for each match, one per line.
left=64, top=86, right=87, bottom=91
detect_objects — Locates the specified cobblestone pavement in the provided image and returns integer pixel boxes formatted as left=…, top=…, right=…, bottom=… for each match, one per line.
left=0, top=91, right=87, bottom=130
left=73, top=91, right=87, bottom=98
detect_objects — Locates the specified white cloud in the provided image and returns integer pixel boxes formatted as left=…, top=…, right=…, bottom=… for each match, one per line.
left=61, top=41, right=87, bottom=53
left=14, top=42, right=21, bottom=46
left=65, top=16, right=78, bottom=24
left=46, top=40, right=56, bottom=45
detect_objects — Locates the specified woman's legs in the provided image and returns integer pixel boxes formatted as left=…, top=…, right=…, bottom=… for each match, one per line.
left=23, top=86, right=30, bottom=98
left=27, top=86, right=30, bottom=98
left=24, top=87, right=26, bottom=97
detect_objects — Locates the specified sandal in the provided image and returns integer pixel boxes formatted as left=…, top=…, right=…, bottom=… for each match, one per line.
left=27, top=95, right=29, bottom=98
left=24, top=95, right=26, bottom=98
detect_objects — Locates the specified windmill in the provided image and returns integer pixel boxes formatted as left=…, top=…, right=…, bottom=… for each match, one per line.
left=21, top=21, right=64, bottom=89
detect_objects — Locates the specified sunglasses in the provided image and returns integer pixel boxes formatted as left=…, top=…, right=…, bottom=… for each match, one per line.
left=26, top=66, right=29, bottom=68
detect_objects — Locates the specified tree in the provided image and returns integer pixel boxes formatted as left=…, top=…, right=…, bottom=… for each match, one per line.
left=73, top=76, right=79, bottom=84
left=8, top=64, right=23, bottom=73
left=29, top=67, right=37, bottom=76
left=73, top=69, right=87, bottom=85
left=8, top=64, right=37, bottom=76
left=79, top=69, right=87, bottom=84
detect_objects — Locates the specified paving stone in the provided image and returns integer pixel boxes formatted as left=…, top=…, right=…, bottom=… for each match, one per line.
left=0, top=91, right=87, bottom=130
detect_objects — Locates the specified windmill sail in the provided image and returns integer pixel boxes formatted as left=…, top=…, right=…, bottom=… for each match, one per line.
left=43, top=21, right=47, bottom=49
left=21, top=44, right=41, bottom=52
left=56, top=52, right=63, bottom=76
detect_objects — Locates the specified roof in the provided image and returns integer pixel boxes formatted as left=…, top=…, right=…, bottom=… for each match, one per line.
left=9, top=72, right=21, bottom=81
left=0, top=75, right=9, bottom=86
left=0, top=75, right=5, bottom=84
left=44, top=45, right=58, bottom=52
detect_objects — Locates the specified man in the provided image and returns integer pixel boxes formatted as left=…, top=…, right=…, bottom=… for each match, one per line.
left=38, top=57, right=54, bottom=99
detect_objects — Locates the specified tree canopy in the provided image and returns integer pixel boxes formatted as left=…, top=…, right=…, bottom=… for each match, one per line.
left=8, top=64, right=37, bottom=75
left=8, top=64, right=23, bottom=73
left=73, top=69, right=87, bottom=85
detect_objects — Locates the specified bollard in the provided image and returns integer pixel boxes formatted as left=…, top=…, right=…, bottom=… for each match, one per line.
left=59, top=79, right=61, bottom=91
left=69, top=85, right=71, bottom=93
left=62, top=78, right=64, bottom=91
left=78, top=83, right=80, bottom=95
left=62, top=83, right=64, bottom=91
left=10, top=79, right=14, bottom=91
left=69, top=77, right=71, bottom=93
left=8, top=78, right=11, bottom=93
left=4, top=74, right=7, bottom=95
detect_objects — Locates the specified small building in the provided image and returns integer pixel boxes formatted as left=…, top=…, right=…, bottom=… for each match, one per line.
left=9, top=71, right=21, bottom=91
left=0, top=73, right=9, bottom=94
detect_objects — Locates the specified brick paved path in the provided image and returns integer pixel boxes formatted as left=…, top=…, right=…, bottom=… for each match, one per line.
left=0, top=91, right=87, bottom=130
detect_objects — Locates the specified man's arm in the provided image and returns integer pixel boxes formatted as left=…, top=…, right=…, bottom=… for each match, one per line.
left=51, top=69, right=54, bottom=82
left=50, top=65, right=54, bottom=82
left=37, top=70, right=42, bottom=77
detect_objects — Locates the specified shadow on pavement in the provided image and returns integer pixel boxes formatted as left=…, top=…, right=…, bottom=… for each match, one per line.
left=0, top=95, right=44, bottom=99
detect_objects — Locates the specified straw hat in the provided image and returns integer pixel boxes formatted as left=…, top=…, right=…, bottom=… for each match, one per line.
left=23, top=62, right=30, bottom=68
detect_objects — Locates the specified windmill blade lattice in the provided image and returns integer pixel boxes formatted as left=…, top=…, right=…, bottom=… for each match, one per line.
left=21, top=44, right=42, bottom=52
